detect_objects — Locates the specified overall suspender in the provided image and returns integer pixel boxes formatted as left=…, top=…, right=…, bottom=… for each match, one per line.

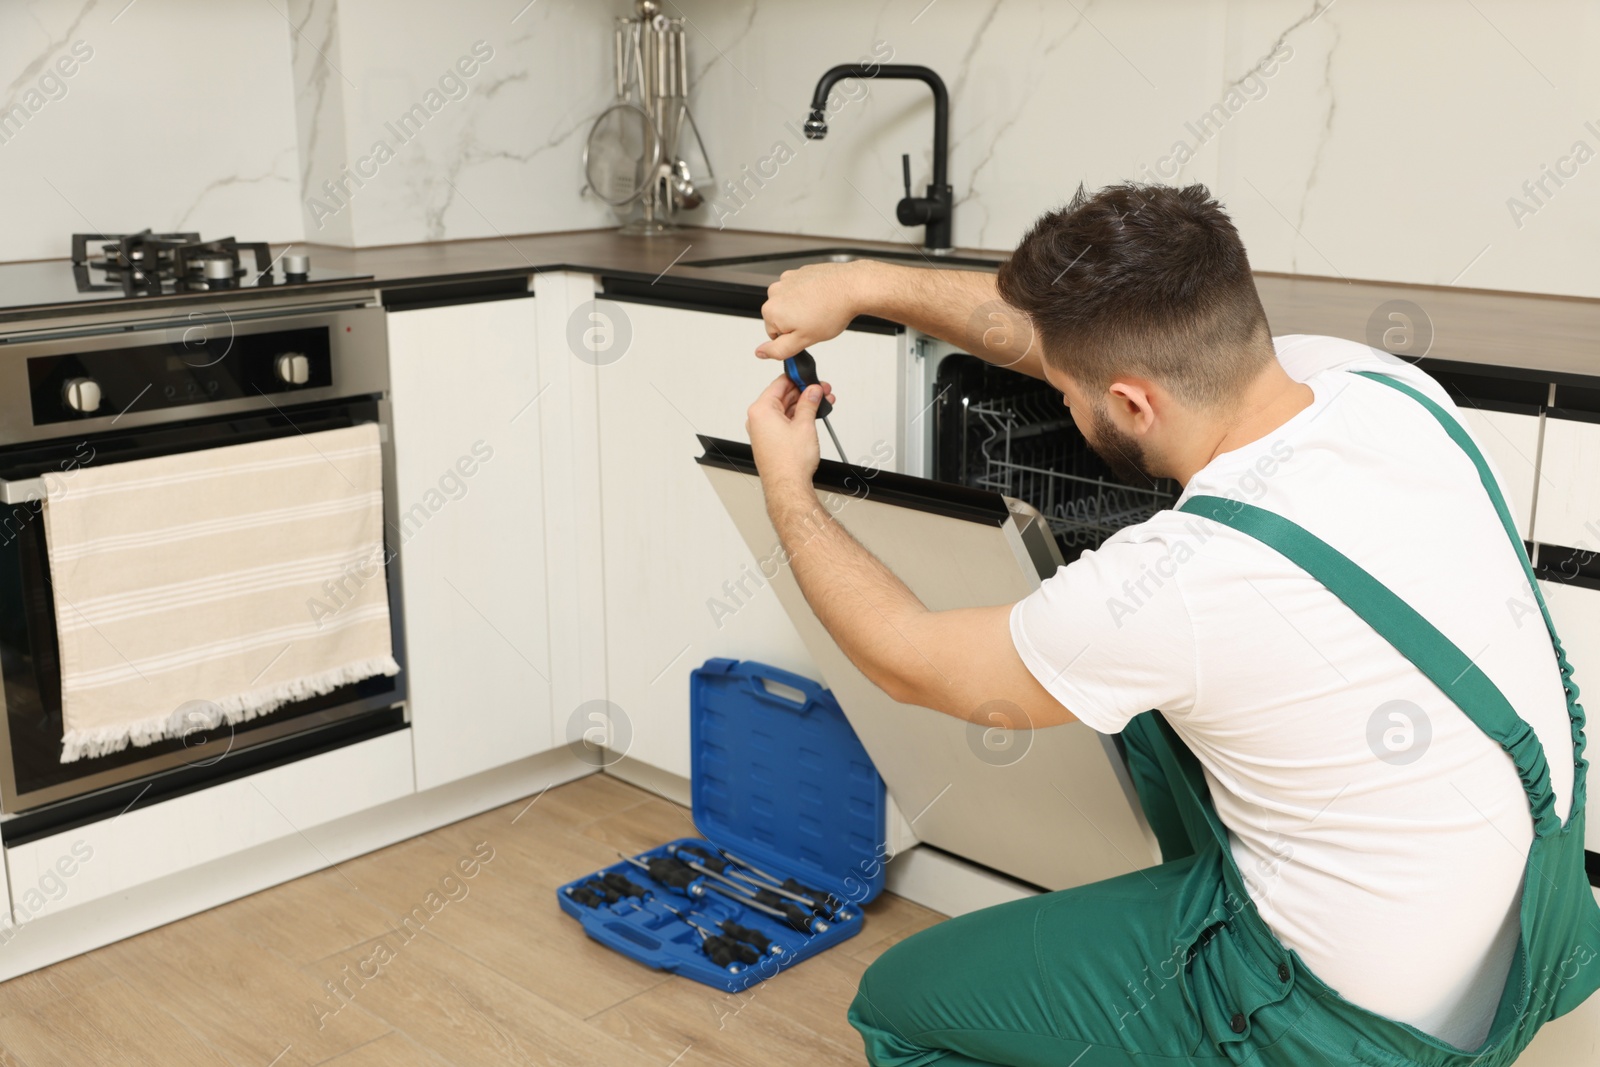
left=1178, top=370, right=1584, bottom=834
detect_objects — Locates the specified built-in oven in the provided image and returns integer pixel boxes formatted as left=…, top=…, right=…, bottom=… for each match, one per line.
left=0, top=295, right=405, bottom=831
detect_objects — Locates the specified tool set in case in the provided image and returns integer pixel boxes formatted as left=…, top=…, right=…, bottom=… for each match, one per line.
left=556, top=658, right=887, bottom=991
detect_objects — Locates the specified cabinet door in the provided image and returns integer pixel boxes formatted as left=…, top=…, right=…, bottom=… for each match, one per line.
left=387, top=297, right=553, bottom=790
left=1539, top=579, right=1600, bottom=854
left=1534, top=415, right=1600, bottom=551
left=595, top=301, right=901, bottom=778
left=1458, top=407, right=1539, bottom=540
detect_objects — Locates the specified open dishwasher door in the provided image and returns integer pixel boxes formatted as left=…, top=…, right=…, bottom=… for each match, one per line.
left=697, top=437, right=1159, bottom=892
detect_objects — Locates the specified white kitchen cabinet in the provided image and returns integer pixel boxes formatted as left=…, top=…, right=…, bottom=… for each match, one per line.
left=386, top=297, right=554, bottom=790
left=595, top=300, right=902, bottom=778
left=1538, top=579, right=1600, bottom=854
left=1533, top=415, right=1600, bottom=551
left=1458, top=407, right=1540, bottom=540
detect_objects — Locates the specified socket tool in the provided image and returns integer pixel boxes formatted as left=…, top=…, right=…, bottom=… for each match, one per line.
left=784, top=350, right=846, bottom=462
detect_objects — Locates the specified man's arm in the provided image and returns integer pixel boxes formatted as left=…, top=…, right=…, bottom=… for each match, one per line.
left=746, top=374, right=1074, bottom=729
left=756, top=260, right=1047, bottom=381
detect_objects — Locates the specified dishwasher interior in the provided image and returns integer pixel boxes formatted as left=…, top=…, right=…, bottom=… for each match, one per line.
left=929, top=352, right=1180, bottom=562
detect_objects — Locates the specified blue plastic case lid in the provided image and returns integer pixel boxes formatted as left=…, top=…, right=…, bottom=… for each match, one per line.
left=690, top=658, right=888, bottom=906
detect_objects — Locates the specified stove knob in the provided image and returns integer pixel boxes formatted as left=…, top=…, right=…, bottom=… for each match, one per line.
left=274, top=352, right=311, bottom=386
left=62, top=377, right=102, bottom=414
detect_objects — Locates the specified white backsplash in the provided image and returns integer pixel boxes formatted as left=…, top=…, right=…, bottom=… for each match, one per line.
left=0, top=0, right=303, bottom=264
left=2, top=0, right=1598, bottom=301
left=672, top=0, right=1600, bottom=299
left=291, top=0, right=618, bottom=247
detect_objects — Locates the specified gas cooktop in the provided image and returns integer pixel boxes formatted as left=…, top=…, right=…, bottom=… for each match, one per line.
left=0, top=231, right=372, bottom=318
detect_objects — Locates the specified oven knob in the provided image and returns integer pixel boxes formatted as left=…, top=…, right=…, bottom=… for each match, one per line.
left=62, top=377, right=102, bottom=413
left=274, top=352, right=311, bottom=386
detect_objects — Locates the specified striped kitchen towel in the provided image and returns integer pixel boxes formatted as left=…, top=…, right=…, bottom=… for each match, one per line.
left=43, top=423, right=400, bottom=763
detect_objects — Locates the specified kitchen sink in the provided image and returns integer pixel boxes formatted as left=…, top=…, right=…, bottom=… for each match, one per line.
left=681, top=247, right=1004, bottom=277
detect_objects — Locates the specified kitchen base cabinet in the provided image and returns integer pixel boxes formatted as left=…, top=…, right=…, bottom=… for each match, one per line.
left=1457, top=407, right=1540, bottom=540
left=594, top=299, right=902, bottom=779
left=1533, top=415, right=1600, bottom=551
left=386, top=296, right=555, bottom=790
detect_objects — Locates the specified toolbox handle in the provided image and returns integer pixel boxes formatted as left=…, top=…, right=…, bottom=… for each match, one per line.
left=738, top=662, right=823, bottom=713
left=580, top=914, right=670, bottom=958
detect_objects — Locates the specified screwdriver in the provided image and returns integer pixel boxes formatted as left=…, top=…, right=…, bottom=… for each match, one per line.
left=583, top=879, right=622, bottom=905
left=655, top=902, right=761, bottom=969
left=722, top=848, right=847, bottom=916
left=566, top=884, right=607, bottom=909
left=784, top=350, right=846, bottom=462
left=680, top=860, right=830, bottom=934
left=566, top=883, right=646, bottom=915
left=601, top=872, right=650, bottom=900
left=671, top=844, right=825, bottom=915
left=643, top=863, right=780, bottom=953
left=717, top=916, right=782, bottom=956
left=619, top=853, right=706, bottom=898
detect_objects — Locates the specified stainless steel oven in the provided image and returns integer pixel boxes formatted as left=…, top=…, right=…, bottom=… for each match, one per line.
left=0, top=292, right=406, bottom=822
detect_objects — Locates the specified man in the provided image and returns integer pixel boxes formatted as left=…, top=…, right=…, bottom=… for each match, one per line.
left=743, top=184, right=1600, bottom=1066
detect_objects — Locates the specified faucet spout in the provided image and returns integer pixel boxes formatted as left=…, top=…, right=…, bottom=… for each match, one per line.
left=805, top=64, right=953, bottom=249
left=807, top=64, right=949, bottom=189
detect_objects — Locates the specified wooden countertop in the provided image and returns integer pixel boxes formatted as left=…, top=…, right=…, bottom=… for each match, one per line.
left=304, top=226, right=1600, bottom=384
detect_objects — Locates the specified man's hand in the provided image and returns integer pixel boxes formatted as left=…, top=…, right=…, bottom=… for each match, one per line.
left=756, top=258, right=1048, bottom=381
left=751, top=367, right=1076, bottom=730
left=757, top=262, right=869, bottom=362
left=745, top=373, right=836, bottom=488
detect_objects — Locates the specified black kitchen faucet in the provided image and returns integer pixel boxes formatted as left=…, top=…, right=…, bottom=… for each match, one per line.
left=803, top=64, right=953, bottom=252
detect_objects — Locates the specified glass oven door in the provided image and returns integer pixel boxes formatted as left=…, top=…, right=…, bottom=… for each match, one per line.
left=0, top=397, right=405, bottom=816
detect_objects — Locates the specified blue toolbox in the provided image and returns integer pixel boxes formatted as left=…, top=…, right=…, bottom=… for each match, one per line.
left=556, top=658, right=888, bottom=991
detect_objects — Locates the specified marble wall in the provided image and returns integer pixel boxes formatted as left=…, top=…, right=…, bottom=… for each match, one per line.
left=0, top=0, right=303, bottom=264
left=0, top=0, right=620, bottom=263
left=288, top=0, right=619, bottom=247
left=3, top=0, right=1599, bottom=301
left=670, top=0, right=1600, bottom=299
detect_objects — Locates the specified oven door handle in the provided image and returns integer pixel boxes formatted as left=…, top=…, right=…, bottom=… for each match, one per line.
left=0, top=477, right=45, bottom=505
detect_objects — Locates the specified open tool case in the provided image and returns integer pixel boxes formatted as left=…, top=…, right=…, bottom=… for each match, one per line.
left=556, top=658, right=887, bottom=992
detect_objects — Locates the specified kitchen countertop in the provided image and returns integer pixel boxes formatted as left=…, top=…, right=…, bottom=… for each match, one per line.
left=305, top=226, right=1600, bottom=384
left=6, top=226, right=1596, bottom=383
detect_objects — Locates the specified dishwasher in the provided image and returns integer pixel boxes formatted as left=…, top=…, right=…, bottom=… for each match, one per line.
left=927, top=348, right=1180, bottom=564
left=699, top=342, right=1174, bottom=896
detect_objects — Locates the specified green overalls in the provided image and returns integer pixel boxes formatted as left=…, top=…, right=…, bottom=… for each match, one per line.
left=849, top=372, right=1600, bottom=1066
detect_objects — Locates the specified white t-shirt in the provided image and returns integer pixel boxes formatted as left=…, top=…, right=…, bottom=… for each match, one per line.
left=1010, top=335, right=1574, bottom=1051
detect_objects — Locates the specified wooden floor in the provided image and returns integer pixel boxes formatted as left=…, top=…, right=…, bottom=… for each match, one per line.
left=0, top=774, right=944, bottom=1066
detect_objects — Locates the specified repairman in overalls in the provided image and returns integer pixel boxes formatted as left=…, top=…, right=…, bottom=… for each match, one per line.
left=744, top=183, right=1600, bottom=1066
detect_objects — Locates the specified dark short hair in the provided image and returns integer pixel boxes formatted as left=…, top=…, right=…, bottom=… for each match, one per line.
left=996, top=183, right=1273, bottom=407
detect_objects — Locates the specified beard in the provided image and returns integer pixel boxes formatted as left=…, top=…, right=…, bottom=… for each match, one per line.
left=1085, top=403, right=1157, bottom=486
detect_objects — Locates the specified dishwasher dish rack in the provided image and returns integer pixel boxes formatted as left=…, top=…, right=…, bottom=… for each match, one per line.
left=931, top=354, right=1179, bottom=555
left=969, top=400, right=1173, bottom=547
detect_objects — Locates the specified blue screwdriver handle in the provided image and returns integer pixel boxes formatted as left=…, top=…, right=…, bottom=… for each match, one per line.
left=783, top=351, right=834, bottom=419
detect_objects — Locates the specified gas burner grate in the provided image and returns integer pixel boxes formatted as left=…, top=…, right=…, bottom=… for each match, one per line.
left=71, top=231, right=275, bottom=296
